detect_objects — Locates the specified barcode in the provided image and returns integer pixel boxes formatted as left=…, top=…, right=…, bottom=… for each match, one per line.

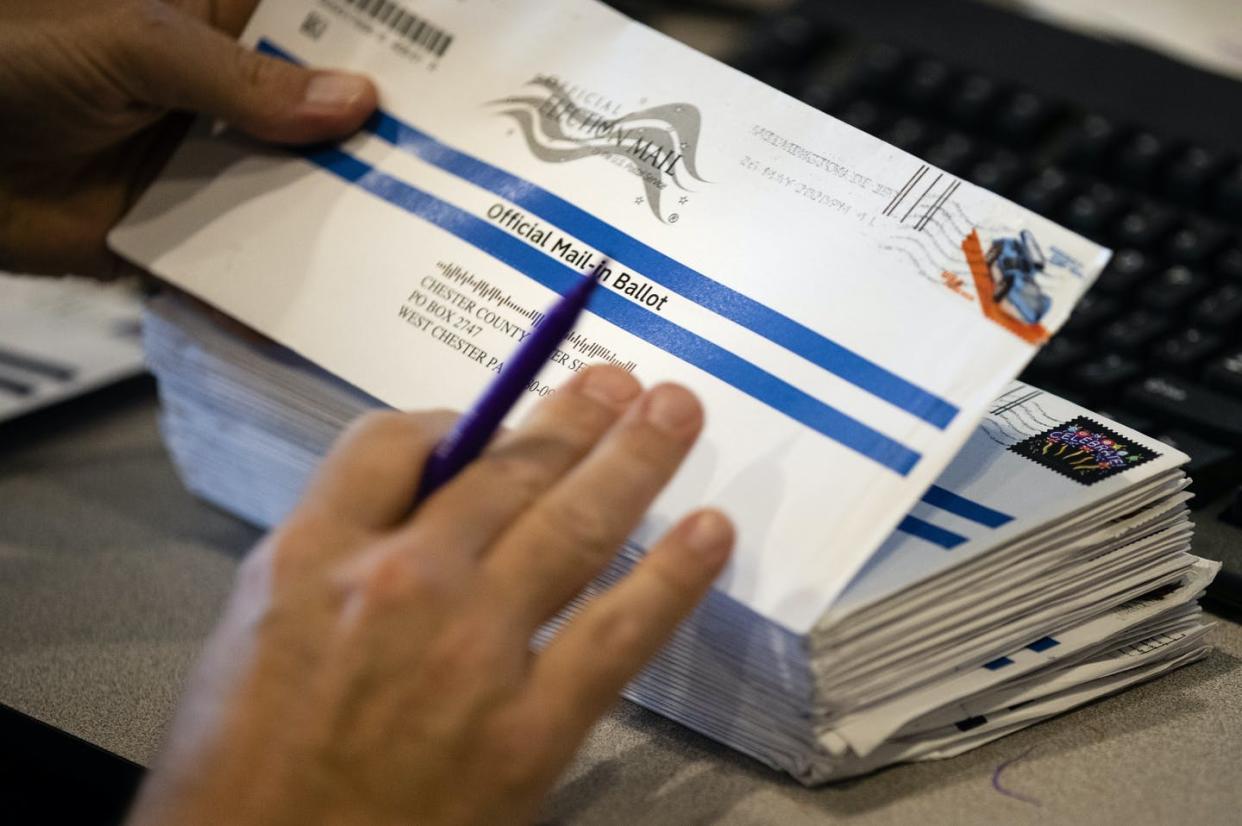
left=341, top=0, right=453, bottom=58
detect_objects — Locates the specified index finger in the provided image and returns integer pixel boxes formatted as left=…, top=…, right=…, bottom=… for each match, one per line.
left=300, top=409, right=457, bottom=531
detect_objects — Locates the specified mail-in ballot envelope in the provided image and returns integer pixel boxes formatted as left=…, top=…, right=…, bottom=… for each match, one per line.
left=110, top=0, right=1109, bottom=633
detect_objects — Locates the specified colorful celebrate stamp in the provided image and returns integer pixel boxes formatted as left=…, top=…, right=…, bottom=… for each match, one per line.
left=1009, top=418, right=1158, bottom=485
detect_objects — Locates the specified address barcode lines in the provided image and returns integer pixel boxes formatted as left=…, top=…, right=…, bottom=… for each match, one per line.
left=342, top=0, right=453, bottom=58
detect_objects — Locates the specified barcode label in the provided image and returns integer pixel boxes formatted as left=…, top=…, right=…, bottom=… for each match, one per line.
left=341, top=0, right=453, bottom=58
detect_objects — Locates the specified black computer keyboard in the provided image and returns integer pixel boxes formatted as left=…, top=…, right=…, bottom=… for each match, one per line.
left=613, top=0, right=1242, bottom=609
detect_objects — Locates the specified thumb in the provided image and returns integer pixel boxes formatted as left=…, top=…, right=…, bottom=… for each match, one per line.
left=118, top=6, right=377, bottom=144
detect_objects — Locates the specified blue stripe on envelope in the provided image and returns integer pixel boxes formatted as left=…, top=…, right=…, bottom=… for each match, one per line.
left=896, top=515, right=967, bottom=549
left=309, top=148, right=921, bottom=474
left=256, top=39, right=960, bottom=431
left=920, top=485, right=1013, bottom=527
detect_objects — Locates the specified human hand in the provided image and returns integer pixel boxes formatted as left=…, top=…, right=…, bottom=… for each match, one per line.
left=0, top=0, right=377, bottom=277
left=126, top=365, right=734, bottom=826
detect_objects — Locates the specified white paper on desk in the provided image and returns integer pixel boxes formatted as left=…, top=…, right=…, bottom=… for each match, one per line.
left=110, top=0, right=1108, bottom=633
left=0, top=274, right=145, bottom=422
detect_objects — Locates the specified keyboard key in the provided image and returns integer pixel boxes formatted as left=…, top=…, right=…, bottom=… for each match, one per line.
left=1165, top=220, right=1227, bottom=265
left=1056, top=114, right=1118, bottom=171
left=850, top=44, right=905, bottom=94
left=947, top=74, right=998, bottom=128
left=1192, top=284, right=1242, bottom=328
left=902, top=59, right=952, bottom=110
left=1162, top=145, right=1222, bottom=205
left=1140, top=265, right=1209, bottom=310
left=1061, top=182, right=1124, bottom=237
left=1094, top=248, right=1152, bottom=293
left=1156, top=430, right=1240, bottom=506
left=996, top=91, right=1053, bottom=145
left=1073, top=352, right=1141, bottom=395
left=732, top=12, right=822, bottom=75
left=1025, top=335, right=1087, bottom=376
left=838, top=99, right=889, bottom=135
left=1112, top=131, right=1166, bottom=188
left=922, top=132, right=977, bottom=175
left=1112, top=203, right=1176, bottom=249
left=1126, top=376, right=1242, bottom=446
left=966, top=149, right=1025, bottom=194
left=1063, top=292, right=1120, bottom=335
left=1017, top=168, right=1074, bottom=215
left=797, top=75, right=848, bottom=113
left=1099, top=310, right=1168, bottom=351
left=1204, top=349, right=1242, bottom=398
left=883, top=115, right=933, bottom=153
left=1149, top=327, right=1221, bottom=369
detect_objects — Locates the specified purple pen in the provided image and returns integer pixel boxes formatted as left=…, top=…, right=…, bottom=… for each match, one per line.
left=414, top=267, right=603, bottom=503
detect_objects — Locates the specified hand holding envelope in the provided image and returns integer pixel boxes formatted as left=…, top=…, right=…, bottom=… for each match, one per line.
left=0, top=0, right=374, bottom=277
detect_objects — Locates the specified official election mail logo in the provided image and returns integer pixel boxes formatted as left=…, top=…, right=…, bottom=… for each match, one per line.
left=490, top=77, right=708, bottom=223
left=1009, top=419, right=1157, bottom=485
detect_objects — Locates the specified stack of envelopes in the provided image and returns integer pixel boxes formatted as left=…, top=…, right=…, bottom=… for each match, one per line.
left=144, top=293, right=1218, bottom=785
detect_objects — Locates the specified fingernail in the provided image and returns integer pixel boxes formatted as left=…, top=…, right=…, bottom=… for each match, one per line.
left=684, top=510, right=734, bottom=563
left=577, top=366, right=641, bottom=407
left=304, top=73, right=370, bottom=110
left=641, top=385, right=701, bottom=434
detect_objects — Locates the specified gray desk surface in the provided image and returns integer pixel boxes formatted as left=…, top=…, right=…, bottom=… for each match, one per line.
left=3, top=388, right=1242, bottom=826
